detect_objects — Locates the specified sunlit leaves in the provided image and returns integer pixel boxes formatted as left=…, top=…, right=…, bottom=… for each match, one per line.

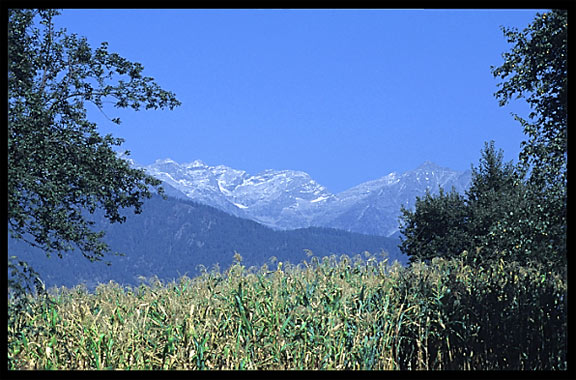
left=491, top=10, right=567, bottom=184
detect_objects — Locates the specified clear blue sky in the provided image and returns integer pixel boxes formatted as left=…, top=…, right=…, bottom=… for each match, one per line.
left=55, top=8, right=544, bottom=193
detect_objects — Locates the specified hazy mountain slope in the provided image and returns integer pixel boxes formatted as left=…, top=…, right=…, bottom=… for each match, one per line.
left=9, top=195, right=405, bottom=289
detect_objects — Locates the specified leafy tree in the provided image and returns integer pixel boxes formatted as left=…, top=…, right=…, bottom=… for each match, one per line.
left=399, top=142, right=520, bottom=264
left=491, top=9, right=567, bottom=190
left=466, top=141, right=517, bottom=203
left=399, top=141, right=550, bottom=267
left=465, top=141, right=565, bottom=270
left=399, top=187, right=470, bottom=264
left=465, top=142, right=519, bottom=258
left=8, top=9, right=181, bottom=266
left=491, top=9, right=567, bottom=269
left=400, top=10, right=567, bottom=272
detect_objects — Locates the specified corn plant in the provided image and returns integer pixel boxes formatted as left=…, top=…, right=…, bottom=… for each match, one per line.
left=8, top=254, right=566, bottom=370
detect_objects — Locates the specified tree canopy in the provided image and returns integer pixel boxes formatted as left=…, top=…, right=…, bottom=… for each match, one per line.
left=399, top=10, right=567, bottom=272
left=399, top=142, right=521, bottom=264
left=491, top=9, right=567, bottom=190
left=8, top=9, right=181, bottom=263
left=491, top=9, right=567, bottom=268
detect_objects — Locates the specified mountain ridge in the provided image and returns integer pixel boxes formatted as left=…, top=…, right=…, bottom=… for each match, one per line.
left=141, top=159, right=472, bottom=236
left=8, top=159, right=469, bottom=289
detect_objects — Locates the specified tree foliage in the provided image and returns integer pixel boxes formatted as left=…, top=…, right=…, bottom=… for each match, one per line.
left=8, top=9, right=181, bottom=263
left=399, top=188, right=469, bottom=264
left=464, top=141, right=522, bottom=260
left=399, top=142, right=521, bottom=265
left=491, top=9, right=567, bottom=190
left=491, top=9, right=567, bottom=266
left=400, top=10, right=567, bottom=272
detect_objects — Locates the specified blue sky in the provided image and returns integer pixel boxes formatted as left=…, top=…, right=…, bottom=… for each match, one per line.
left=55, top=8, right=543, bottom=193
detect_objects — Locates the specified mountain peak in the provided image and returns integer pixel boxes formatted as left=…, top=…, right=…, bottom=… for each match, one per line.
left=155, top=157, right=178, bottom=165
left=416, top=161, right=442, bottom=171
left=188, top=159, right=207, bottom=168
left=143, top=157, right=471, bottom=235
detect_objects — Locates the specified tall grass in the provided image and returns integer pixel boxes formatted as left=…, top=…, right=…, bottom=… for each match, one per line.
left=8, top=254, right=566, bottom=370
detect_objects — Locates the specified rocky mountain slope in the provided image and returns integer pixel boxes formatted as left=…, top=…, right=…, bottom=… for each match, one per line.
left=143, top=159, right=472, bottom=237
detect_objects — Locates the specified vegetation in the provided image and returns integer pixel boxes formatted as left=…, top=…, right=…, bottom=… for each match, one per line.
left=491, top=9, right=567, bottom=270
left=492, top=9, right=567, bottom=196
left=8, top=9, right=567, bottom=372
left=400, top=141, right=536, bottom=265
left=8, top=255, right=566, bottom=370
left=8, top=9, right=180, bottom=266
left=400, top=10, right=567, bottom=273
left=394, top=12, right=568, bottom=371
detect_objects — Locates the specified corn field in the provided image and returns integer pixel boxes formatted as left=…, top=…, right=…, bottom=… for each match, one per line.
left=8, top=254, right=567, bottom=370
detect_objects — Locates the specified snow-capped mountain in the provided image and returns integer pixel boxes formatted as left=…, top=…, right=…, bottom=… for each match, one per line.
left=142, top=159, right=471, bottom=236
left=145, top=158, right=249, bottom=215
left=311, top=161, right=471, bottom=236
left=144, top=159, right=335, bottom=229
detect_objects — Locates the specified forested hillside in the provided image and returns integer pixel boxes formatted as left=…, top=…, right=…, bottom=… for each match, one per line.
left=9, top=195, right=405, bottom=289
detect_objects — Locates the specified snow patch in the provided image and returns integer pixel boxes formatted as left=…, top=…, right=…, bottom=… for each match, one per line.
left=217, top=180, right=232, bottom=195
